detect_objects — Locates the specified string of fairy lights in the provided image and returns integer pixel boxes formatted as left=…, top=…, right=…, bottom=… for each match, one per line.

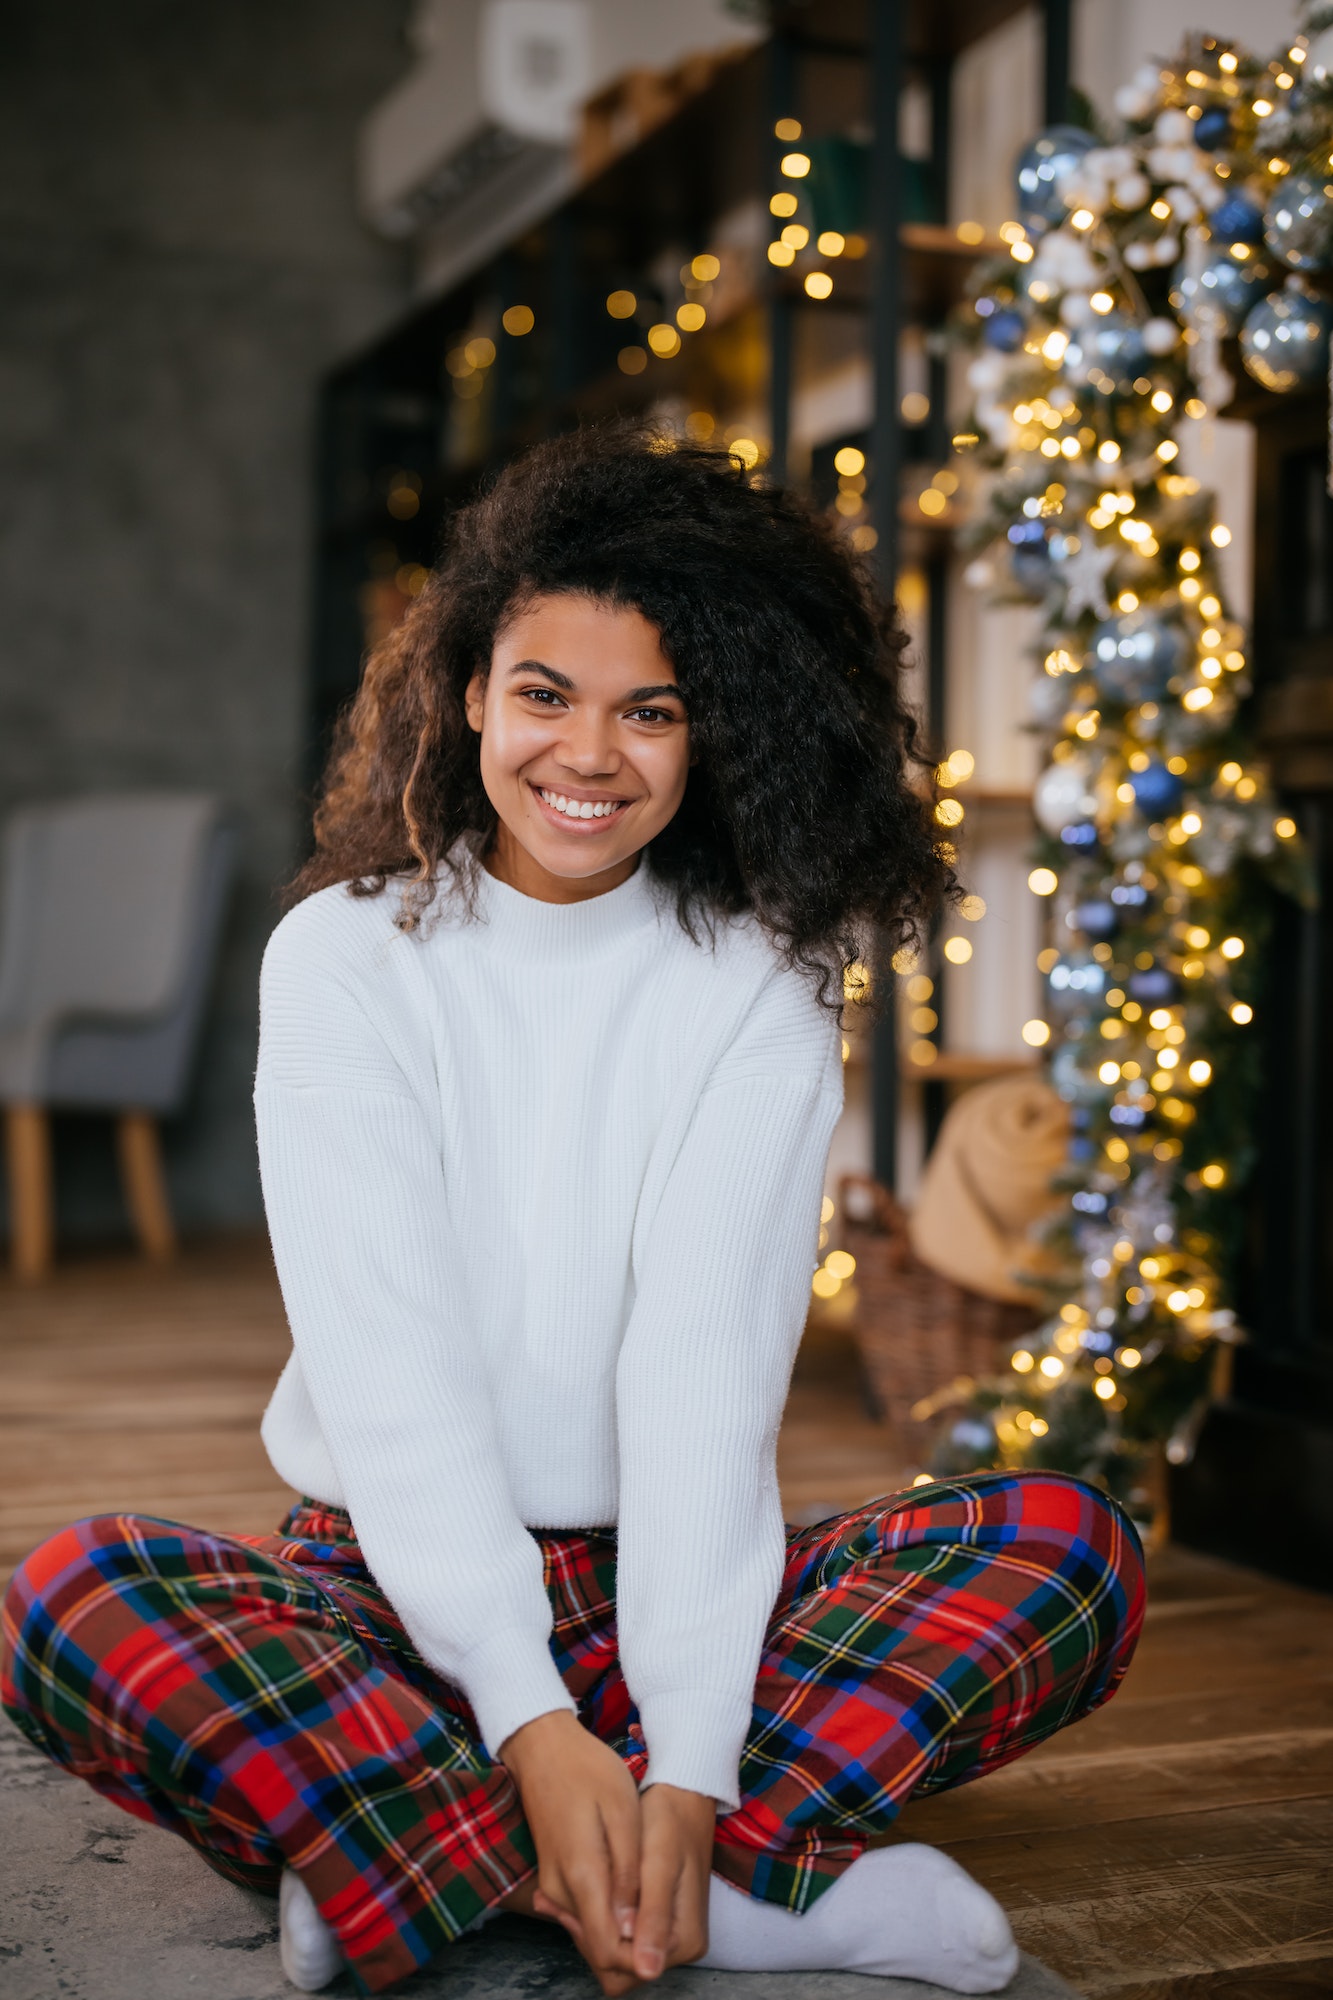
left=922, top=18, right=1326, bottom=1499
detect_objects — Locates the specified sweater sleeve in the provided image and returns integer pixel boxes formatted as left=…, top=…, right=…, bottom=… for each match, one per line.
left=613, top=964, right=844, bottom=1811
left=252, top=901, right=576, bottom=1759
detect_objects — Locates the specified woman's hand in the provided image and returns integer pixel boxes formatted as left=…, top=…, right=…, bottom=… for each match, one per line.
left=628, top=1783, right=716, bottom=1980
left=499, top=1714, right=716, bottom=1992
left=500, top=1710, right=642, bottom=1995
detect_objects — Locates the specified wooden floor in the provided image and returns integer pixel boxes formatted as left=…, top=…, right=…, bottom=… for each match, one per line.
left=2, top=1242, right=1330, bottom=1999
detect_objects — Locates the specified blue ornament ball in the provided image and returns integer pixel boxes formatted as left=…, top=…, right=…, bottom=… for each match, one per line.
left=1069, top=900, right=1118, bottom=941
left=1193, top=106, right=1231, bottom=151
left=1241, top=286, right=1333, bottom=394
left=1129, top=760, right=1184, bottom=819
left=1083, top=313, right=1149, bottom=383
left=1089, top=611, right=1183, bottom=703
left=1014, top=124, right=1098, bottom=230
left=1210, top=195, right=1265, bottom=244
left=1170, top=251, right=1267, bottom=336
left=983, top=308, right=1026, bottom=351
left=1128, top=964, right=1178, bottom=1006
left=1007, top=518, right=1052, bottom=595
left=1263, top=174, right=1333, bottom=272
left=1059, top=820, right=1100, bottom=849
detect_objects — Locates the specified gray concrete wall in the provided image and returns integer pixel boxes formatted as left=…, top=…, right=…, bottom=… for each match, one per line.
left=0, top=1, right=410, bottom=1243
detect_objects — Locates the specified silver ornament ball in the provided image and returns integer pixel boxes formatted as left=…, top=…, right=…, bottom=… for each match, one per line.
left=1014, top=125, right=1098, bottom=230
left=1240, top=285, right=1333, bottom=394
left=1170, top=251, right=1269, bottom=337
left=1263, top=174, right=1333, bottom=273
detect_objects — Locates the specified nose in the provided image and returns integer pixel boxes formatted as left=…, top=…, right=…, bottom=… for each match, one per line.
left=555, top=710, right=622, bottom=777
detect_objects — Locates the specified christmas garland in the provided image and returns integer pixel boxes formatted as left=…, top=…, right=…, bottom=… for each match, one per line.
left=929, top=14, right=1326, bottom=1506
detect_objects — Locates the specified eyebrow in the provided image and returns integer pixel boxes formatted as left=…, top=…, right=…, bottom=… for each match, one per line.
left=505, top=660, right=686, bottom=704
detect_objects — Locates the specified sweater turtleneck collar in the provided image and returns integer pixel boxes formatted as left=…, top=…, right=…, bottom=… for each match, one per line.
left=461, top=847, right=665, bottom=965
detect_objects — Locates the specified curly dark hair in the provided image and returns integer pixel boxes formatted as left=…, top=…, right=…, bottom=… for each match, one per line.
left=292, top=421, right=954, bottom=1022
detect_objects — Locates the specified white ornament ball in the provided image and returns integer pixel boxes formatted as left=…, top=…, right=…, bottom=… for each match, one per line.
left=967, top=354, right=1007, bottom=392
left=1113, top=172, right=1150, bottom=210
left=1060, top=290, right=1095, bottom=327
left=1142, top=316, right=1180, bottom=354
left=1124, top=241, right=1154, bottom=270
left=963, top=558, right=995, bottom=590
left=1152, top=233, right=1181, bottom=266
left=1114, top=85, right=1153, bottom=120
left=1154, top=109, right=1194, bottom=145
left=1034, top=757, right=1098, bottom=835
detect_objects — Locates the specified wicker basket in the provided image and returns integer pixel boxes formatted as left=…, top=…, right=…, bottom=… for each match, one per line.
left=838, top=1173, right=1039, bottom=1445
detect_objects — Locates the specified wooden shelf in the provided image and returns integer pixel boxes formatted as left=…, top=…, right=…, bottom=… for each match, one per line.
left=842, top=1045, right=1039, bottom=1085
left=901, top=1052, right=1038, bottom=1084
left=957, top=788, right=1035, bottom=811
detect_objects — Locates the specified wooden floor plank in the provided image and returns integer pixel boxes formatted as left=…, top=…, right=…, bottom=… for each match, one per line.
left=4, top=1242, right=1332, bottom=2000
left=901, top=1729, right=1333, bottom=1841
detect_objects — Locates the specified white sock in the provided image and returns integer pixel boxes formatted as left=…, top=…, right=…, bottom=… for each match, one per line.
left=698, top=1844, right=1019, bottom=1994
left=279, top=1867, right=345, bottom=1992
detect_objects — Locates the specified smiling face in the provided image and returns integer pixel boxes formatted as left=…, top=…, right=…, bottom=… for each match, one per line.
left=464, top=591, right=693, bottom=903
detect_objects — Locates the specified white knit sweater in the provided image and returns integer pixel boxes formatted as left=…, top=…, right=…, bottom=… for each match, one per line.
left=254, top=852, right=844, bottom=1810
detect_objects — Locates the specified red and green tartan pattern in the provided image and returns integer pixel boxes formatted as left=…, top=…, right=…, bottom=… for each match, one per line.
left=2, top=1471, right=1143, bottom=1994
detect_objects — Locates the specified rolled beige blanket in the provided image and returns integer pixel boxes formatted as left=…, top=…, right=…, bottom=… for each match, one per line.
left=907, top=1075, right=1070, bottom=1303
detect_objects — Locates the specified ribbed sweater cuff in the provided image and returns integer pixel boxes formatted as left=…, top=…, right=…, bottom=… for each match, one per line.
left=636, top=1689, right=752, bottom=1812
left=452, top=1633, right=577, bottom=1761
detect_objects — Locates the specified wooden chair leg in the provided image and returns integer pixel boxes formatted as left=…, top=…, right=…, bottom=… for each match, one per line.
left=5, top=1103, right=54, bottom=1282
left=116, top=1112, right=176, bottom=1263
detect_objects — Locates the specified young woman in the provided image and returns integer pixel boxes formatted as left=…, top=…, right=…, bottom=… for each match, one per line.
left=3, top=427, right=1144, bottom=1998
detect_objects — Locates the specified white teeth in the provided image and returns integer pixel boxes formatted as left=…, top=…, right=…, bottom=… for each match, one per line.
left=539, top=788, right=623, bottom=820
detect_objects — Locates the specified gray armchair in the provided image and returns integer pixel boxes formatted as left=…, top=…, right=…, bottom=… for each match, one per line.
left=0, top=793, right=238, bottom=1280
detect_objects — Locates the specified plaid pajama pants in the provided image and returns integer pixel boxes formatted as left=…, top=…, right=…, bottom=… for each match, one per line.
left=3, top=1471, right=1144, bottom=1994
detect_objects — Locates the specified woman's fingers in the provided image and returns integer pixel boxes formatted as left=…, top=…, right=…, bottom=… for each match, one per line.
left=531, top=1886, right=580, bottom=1935
left=563, top=1856, right=625, bottom=1971
left=632, top=1833, right=679, bottom=1981
left=667, top=1844, right=709, bottom=1967
left=602, top=1793, right=642, bottom=1943
left=635, top=1784, right=716, bottom=1972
